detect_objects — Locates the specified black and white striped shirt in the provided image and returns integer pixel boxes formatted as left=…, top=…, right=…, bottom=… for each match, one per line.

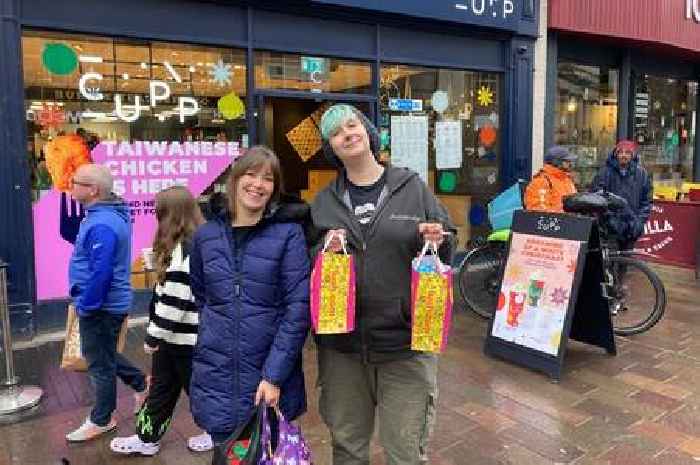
left=144, top=242, right=199, bottom=352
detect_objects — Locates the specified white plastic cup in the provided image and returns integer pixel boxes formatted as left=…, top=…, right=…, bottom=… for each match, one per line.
left=142, top=248, right=154, bottom=270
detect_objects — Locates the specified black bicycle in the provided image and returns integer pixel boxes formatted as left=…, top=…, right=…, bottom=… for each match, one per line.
left=457, top=191, right=666, bottom=336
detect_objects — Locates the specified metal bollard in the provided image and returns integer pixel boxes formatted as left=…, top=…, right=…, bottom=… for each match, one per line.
left=0, top=260, right=43, bottom=415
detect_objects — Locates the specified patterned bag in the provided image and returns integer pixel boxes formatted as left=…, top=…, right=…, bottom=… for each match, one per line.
left=213, top=406, right=266, bottom=465
left=260, top=408, right=313, bottom=465
left=410, top=242, right=454, bottom=354
left=310, top=232, right=356, bottom=334
left=61, top=304, right=128, bottom=371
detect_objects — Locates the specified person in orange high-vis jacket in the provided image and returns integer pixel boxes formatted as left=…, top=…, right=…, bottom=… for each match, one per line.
left=524, top=146, right=578, bottom=213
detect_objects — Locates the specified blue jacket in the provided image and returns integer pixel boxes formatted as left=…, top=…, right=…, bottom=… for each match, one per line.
left=68, top=197, right=132, bottom=316
left=592, top=151, right=653, bottom=240
left=189, top=201, right=311, bottom=435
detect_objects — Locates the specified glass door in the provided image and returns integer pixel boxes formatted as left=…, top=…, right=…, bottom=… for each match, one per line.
left=254, top=94, right=372, bottom=202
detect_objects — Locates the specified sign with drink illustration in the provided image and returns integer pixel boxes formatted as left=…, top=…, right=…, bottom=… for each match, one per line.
left=485, top=211, right=616, bottom=380
left=490, top=233, right=582, bottom=356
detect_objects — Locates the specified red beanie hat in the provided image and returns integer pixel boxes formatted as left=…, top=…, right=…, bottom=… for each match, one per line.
left=615, top=140, right=637, bottom=153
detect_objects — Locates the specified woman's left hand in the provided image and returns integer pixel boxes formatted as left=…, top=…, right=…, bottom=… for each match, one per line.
left=418, top=222, right=445, bottom=246
left=255, top=380, right=281, bottom=407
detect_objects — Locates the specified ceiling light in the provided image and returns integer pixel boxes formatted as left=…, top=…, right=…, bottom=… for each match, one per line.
left=189, top=66, right=196, bottom=73
left=122, top=73, right=129, bottom=80
left=140, top=62, right=147, bottom=69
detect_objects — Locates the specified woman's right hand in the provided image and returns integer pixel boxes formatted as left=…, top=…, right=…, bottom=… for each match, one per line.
left=325, top=229, right=346, bottom=253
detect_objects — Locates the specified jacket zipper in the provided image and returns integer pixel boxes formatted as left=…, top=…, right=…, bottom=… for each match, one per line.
left=229, top=227, right=252, bottom=424
left=329, top=174, right=414, bottom=364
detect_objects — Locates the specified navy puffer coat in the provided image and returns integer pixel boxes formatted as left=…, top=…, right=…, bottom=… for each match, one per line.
left=189, top=200, right=311, bottom=435
left=592, top=151, right=653, bottom=241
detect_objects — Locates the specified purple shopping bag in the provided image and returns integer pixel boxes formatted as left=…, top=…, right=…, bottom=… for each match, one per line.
left=259, top=408, right=313, bottom=465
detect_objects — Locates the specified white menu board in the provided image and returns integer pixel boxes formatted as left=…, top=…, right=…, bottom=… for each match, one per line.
left=390, top=115, right=429, bottom=183
left=435, top=120, right=463, bottom=169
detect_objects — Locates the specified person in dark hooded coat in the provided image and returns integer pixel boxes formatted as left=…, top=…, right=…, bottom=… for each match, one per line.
left=591, top=139, right=653, bottom=250
left=188, top=146, right=310, bottom=454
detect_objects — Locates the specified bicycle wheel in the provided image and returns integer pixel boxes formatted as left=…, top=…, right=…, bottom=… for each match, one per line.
left=457, top=242, right=506, bottom=319
left=608, top=255, right=666, bottom=336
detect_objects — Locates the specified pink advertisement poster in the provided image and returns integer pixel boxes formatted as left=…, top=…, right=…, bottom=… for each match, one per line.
left=490, top=232, right=583, bottom=356
left=33, top=140, right=239, bottom=300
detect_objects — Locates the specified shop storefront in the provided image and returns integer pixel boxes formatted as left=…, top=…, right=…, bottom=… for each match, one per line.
left=546, top=0, right=700, bottom=271
left=546, top=0, right=700, bottom=188
left=0, top=0, right=539, bottom=333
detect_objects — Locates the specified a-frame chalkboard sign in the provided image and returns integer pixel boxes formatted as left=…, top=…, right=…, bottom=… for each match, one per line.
left=484, top=210, right=616, bottom=380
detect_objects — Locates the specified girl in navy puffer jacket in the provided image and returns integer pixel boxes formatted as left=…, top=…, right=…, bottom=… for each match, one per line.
left=189, top=146, right=311, bottom=447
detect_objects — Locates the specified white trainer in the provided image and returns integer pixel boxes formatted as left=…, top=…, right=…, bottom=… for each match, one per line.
left=65, top=417, right=117, bottom=442
left=110, top=434, right=160, bottom=456
left=187, top=432, right=214, bottom=452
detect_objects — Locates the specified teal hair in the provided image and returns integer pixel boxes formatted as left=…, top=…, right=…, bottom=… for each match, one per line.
left=320, top=104, right=359, bottom=140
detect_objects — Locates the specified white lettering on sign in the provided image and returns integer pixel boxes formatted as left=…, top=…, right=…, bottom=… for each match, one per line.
left=688, top=0, right=700, bottom=22
left=504, top=0, right=514, bottom=18
left=149, top=81, right=171, bottom=107
left=79, top=72, right=104, bottom=101
left=77, top=67, right=201, bottom=123
left=644, top=219, right=674, bottom=235
left=454, top=0, right=515, bottom=18
left=115, top=95, right=145, bottom=123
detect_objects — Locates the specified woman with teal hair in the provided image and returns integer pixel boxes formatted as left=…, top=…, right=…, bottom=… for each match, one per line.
left=311, top=104, right=456, bottom=465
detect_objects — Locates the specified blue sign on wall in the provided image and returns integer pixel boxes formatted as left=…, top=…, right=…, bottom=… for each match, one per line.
left=311, top=0, right=536, bottom=34
left=389, top=99, right=423, bottom=112
left=301, top=56, right=327, bottom=74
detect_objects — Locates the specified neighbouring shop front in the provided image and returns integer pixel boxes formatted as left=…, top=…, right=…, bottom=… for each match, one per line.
left=546, top=0, right=700, bottom=272
left=0, top=0, right=539, bottom=334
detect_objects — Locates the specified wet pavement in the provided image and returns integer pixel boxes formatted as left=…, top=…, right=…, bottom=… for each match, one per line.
left=1, top=264, right=699, bottom=465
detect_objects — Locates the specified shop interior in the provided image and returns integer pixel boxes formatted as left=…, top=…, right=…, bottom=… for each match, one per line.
left=23, top=29, right=508, bottom=290
left=555, top=61, right=698, bottom=196
left=555, top=62, right=619, bottom=188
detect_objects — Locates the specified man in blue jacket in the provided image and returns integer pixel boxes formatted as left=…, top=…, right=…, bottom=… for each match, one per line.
left=592, top=139, right=653, bottom=251
left=65, top=164, right=147, bottom=442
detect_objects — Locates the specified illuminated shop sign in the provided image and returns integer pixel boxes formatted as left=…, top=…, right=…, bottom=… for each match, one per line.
left=77, top=61, right=199, bottom=123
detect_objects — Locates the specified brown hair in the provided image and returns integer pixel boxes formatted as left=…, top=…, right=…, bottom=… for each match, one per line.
left=226, top=145, right=283, bottom=219
left=152, top=186, right=205, bottom=284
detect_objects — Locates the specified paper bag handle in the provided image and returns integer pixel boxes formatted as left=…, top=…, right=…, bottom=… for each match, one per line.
left=417, top=241, right=446, bottom=273
left=322, top=230, right=348, bottom=255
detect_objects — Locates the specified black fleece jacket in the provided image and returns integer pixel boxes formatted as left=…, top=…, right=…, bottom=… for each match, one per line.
left=310, top=166, right=456, bottom=363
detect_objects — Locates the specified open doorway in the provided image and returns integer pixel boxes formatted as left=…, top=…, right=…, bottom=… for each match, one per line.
left=257, top=96, right=372, bottom=201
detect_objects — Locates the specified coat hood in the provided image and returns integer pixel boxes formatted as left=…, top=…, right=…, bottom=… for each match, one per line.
left=87, top=194, right=131, bottom=223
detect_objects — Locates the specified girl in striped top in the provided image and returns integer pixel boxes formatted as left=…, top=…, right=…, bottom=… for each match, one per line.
left=110, top=185, right=212, bottom=456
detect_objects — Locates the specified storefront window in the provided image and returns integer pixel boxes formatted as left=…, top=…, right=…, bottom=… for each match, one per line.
left=23, top=31, right=248, bottom=300
left=379, top=64, right=502, bottom=195
left=379, top=64, right=502, bottom=246
left=555, top=62, right=619, bottom=188
left=255, top=51, right=372, bottom=94
left=633, top=75, right=697, bottom=185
